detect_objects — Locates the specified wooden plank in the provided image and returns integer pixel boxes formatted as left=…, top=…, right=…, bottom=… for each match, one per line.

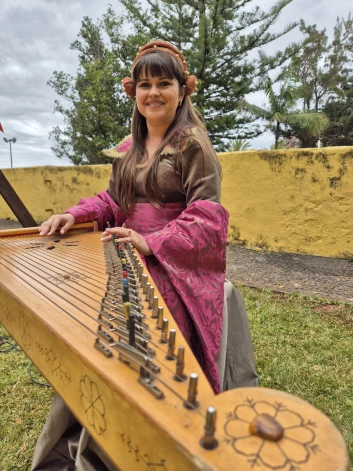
left=0, top=221, right=98, bottom=237
left=0, top=169, right=37, bottom=227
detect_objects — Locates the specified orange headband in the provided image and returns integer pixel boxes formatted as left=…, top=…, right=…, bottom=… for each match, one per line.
left=121, top=40, right=198, bottom=97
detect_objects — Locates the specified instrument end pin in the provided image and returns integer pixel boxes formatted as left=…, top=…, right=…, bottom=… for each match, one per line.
left=200, top=406, right=218, bottom=450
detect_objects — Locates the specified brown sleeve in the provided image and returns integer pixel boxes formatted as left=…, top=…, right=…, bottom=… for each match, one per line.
left=179, top=139, right=221, bottom=205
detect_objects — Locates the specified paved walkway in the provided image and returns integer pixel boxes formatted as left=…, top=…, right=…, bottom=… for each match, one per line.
left=1, top=220, right=352, bottom=303
left=227, top=245, right=353, bottom=303
left=0, top=220, right=24, bottom=230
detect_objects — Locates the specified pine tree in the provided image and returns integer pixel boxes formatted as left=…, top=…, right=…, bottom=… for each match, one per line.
left=120, top=0, right=300, bottom=148
left=48, top=10, right=136, bottom=165
left=49, top=1, right=300, bottom=163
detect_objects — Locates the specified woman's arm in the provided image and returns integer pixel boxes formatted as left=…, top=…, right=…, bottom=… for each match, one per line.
left=65, top=190, right=126, bottom=230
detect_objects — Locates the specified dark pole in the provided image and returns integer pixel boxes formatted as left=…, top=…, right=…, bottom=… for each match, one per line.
left=9, top=141, right=13, bottom=168
left=0, top=170, right=37, bottom=226
left=3, top=137, right=16, bottom=168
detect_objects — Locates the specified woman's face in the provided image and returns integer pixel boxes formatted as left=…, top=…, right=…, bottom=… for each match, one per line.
left=135, top=74, right=185, bottom=130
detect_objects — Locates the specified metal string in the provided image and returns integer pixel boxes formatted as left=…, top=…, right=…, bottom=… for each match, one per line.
left=0, top=234, right=108, bottom=283
left=0, top=233, right=199, bottom=371
left=0, top=235, right=209, bottom=413
left=0, top=238, right=170, bottom=344
left=0, top=245, right=178, bottom=358
left=0, top=259, right=204, bottom=415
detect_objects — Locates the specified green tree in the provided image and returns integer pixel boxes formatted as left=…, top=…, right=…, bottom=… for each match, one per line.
left=48, top=12, right=137, bottom=165
left=321, top=76, right=353, bottom=147
left=244, top=78, right=329, bottom=148
left=49, top=1, right=300, bottom=163
left=227, top=139, right=252, bottom=152
left=279, top=16, right=353, bottom=147
left=287, top=17, right=353, bottom=114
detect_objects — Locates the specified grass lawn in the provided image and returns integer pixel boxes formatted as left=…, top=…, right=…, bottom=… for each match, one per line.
left=0, top=286, right=352, bottom=470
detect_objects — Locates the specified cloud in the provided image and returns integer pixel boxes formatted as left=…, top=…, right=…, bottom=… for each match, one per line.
left=0, top=0, right=91, bottom=168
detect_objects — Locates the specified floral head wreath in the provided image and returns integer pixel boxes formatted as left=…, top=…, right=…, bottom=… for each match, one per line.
left=121, top=40, right=198, bottom=98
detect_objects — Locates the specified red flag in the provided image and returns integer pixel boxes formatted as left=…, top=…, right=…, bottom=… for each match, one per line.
left=0, top=123, right=4, bottom=133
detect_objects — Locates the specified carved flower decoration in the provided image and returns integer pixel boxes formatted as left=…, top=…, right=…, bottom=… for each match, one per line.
left=224, top=399, right=319, bottom=470
left=18, top=311, right=31, bottom=349
left=80, top=375, right=106, bottom=435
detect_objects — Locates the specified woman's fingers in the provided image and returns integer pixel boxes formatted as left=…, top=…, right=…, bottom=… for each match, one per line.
left=102, top=227, right=130, bottom=237
left=39, top=214, right=75, bottom=236
left=59, top=217, right=75, bottom=234
left=39, top=218, right=60, bottom=236
left=116, top=237, right=131, bottom=244
left=100, top=233, right=113, bottom=242
left=100, top=228, right=152, bottom=256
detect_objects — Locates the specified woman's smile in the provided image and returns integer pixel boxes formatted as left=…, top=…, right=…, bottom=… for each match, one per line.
left=146, top=101, right=164, bottom=107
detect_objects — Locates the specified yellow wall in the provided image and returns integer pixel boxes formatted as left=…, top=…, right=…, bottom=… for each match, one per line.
left=0, top=165, right=112, bottom=223
left=1, top=146, right=353, bottom=258
left=219, top=147, right=353, bottom=258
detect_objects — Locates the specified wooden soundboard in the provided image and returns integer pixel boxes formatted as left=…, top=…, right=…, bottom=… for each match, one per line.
left=0, top=224, right=349, bottom=471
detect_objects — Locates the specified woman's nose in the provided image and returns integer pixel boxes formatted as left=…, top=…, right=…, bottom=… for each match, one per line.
left=149, top=85, right=160, bottom=96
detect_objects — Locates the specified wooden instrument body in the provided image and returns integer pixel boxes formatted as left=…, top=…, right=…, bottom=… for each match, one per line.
left=0, top=226, right=350, bottom=471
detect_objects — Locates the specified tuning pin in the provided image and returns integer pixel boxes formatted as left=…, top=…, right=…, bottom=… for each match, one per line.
left=160, top=319, right=169, bottom=343
left=123, top=301, right=131, bottom=321
left=185, top=373, right=199, bottom=409
left=200, top=407, right=218, bottom=449
left=166, top=329, right=176, bottom=359
left=148, top=286, right=155, bottom=309
left=156, top=307, right=164, bottom=329
left=138, top=263, right=144, bottom=281
left=174, top=346, right=186, bottom=381
left=151, top=296, right=159, bottom=318
left=141, top=273, right=148, bottom=291
left=145, top=282, right=151, bottom=298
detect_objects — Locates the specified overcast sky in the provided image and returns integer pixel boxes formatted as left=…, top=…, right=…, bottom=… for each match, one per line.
left=0, top=0, right=352, bottom=169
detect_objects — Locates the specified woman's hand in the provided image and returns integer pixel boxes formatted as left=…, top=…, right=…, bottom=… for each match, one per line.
left=101, top=227, right=152, bottom=256
left=38, top=213, right=75, bottom=236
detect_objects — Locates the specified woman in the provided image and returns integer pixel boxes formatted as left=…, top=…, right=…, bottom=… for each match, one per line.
left=34, top=40, right=257, bottom=471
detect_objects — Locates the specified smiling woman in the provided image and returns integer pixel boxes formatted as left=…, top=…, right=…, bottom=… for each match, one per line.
left=33, top=40, right=258, bottom=471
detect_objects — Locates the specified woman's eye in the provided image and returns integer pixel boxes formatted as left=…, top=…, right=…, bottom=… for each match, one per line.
left=139, top=83, right=149, bottom=88
left=160, top=81, right=171, bottom=86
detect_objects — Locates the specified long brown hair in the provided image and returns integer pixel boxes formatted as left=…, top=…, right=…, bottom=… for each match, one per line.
left=115, top=50, right=220, bottom=213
